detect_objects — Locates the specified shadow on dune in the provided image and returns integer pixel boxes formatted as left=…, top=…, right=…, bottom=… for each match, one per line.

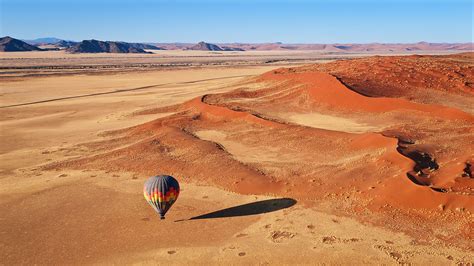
left=176, top=198, right=297, bottom=222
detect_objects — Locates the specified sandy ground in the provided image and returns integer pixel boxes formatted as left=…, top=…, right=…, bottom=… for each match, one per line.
left=3, top=170, right=470, bottom=265
left=285, top=113, right=383, bottom=133
left=0, top=67, right=267, bottom=172
left=0, top=50, right=460, bottom=78
left=1, top=54, right=473, bottom=264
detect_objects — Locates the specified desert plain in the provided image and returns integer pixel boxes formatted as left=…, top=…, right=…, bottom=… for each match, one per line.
left=0, top=50, right=473, bottom=264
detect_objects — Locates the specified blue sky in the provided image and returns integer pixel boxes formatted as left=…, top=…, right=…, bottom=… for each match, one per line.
left=0, top=0, right=472, bottom=43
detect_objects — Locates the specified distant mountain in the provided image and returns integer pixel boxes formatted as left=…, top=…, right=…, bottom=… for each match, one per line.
left=221, top=46, right=245, bottom=51
left=187, top=41, right=224, bottom=51
left=22, top=37, right=78, bottom=49
left=23, top=37, right=163, bottom=51
left=24, top=37, right=64, bottom=45
left=0, top=36, right=43, bottom=52
left=55, top=40, right=78, bottom=48
left=152, top=43, right=192, bottom=50
left=128, top=43, right=165, bottom=50
left=184, top=41, right=244, bottom=51
left=66, top=39, right=152, bottom=53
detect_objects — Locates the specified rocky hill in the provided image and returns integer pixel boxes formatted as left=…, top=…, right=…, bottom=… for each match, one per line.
left=55, top=40, right=78, bottom=48
left=186, top=41, right=224, bottom=51
left=128, top=43, right=165, bottom=50
left=0, top=36, right=43, bottom=52
left=66, top=40, right=152, bottom=53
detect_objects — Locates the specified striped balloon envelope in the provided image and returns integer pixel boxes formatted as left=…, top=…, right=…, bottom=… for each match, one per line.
left=143, top=175, right=180, bottom=219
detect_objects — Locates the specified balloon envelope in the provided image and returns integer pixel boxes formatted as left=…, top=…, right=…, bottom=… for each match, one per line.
left=143, top=175, right=180, bottom=219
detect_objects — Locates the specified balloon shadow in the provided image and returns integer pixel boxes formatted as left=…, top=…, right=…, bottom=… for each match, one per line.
left=175, top=198, right=296, bottom=222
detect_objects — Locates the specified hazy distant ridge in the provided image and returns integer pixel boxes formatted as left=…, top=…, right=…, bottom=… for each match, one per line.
left=160, top=41, right=473, bottom=51
left=1, top=36, right=472, bottom=53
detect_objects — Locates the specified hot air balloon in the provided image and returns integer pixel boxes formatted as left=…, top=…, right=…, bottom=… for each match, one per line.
left=143, top=175, right=180, bottom=219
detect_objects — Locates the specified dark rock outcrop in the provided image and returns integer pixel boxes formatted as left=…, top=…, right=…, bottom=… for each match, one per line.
left=55, top=40, right=78, bottom=48
left=66, top=39, right=152, bottom=53
left=187, top=41, right=224, bottom=51
left=0, top=36, right=43, bottom=52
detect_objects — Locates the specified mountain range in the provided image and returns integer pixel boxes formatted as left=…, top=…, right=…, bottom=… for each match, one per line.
left=1, top=36, right=472, bottom=53
left=66, top=40, right=163, bottom=53
left=159, top=42, right=473, bottom=52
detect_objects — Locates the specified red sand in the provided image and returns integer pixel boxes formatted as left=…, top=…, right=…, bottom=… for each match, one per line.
left=309, top=53, right=474, bottom=113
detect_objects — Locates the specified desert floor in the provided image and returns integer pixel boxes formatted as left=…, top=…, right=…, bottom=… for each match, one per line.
left=0, top=51, right=473, bottom=264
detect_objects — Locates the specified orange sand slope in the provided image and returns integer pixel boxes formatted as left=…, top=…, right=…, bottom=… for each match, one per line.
left=310, top=52, right=474, bottom=113
left=47, top=54, right=474, bottom=249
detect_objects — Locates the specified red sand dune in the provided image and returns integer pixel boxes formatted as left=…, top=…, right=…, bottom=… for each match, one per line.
left=309, top=53, right=474, bottom=113
left=47, top=54, right=474, bottom=249
left=259, top=68, right=473, bottom=120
